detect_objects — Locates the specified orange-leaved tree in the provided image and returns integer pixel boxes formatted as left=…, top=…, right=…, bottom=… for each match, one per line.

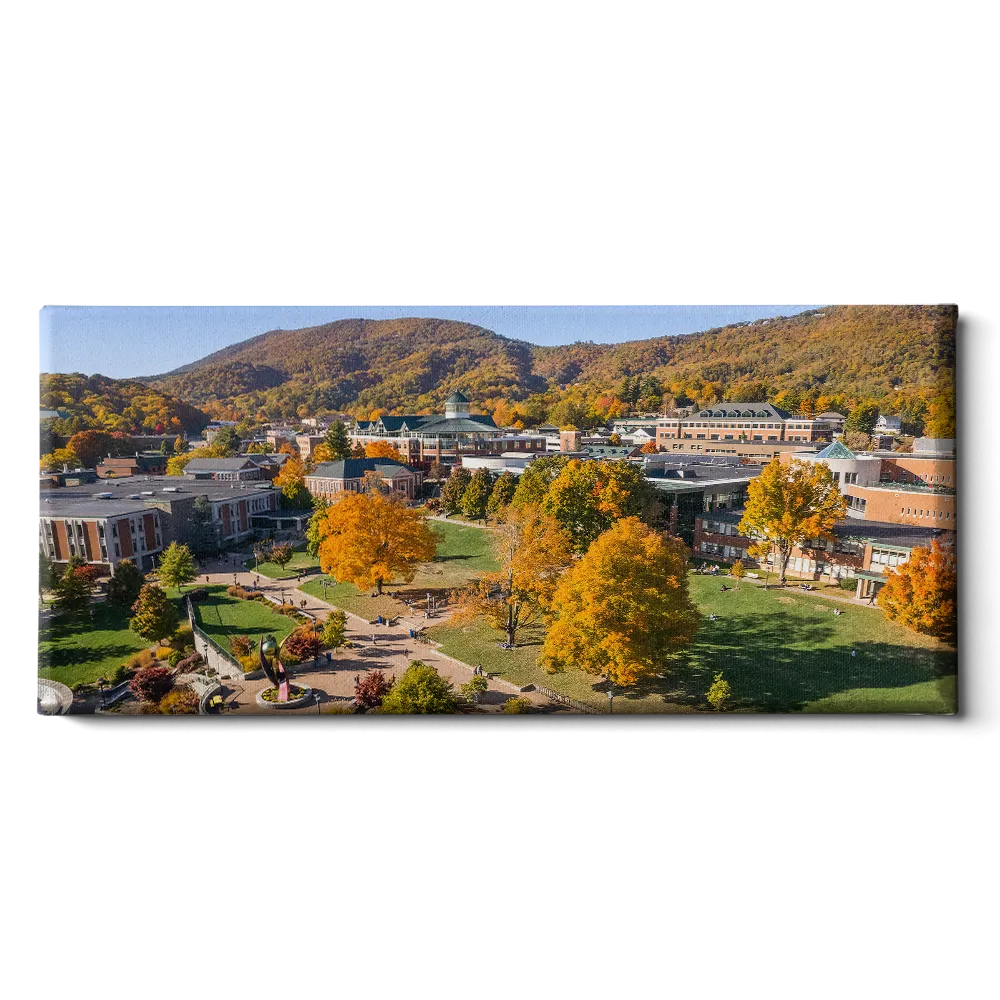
left=453, top=506, right=573, bottom=647
left=365, top=441, right=405, bottom=462
left=314, top=491, right=436, bottom=596
left=877, top=538, right=956, bottom=642
left=737, top=458, right=847, bottom=584
left=541, top=517, right=699, bottom=687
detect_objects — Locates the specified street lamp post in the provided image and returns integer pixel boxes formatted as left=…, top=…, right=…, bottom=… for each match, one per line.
left=97, top=678, right=107, bottom=707
left=315, top=691, right=322, bottom=715
left=607, top=687, right=615, bottom=714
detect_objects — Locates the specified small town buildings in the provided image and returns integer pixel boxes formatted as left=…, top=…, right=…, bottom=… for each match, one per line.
left=305, top=458, right=424, bottom=500
left=656, top=403, right=836, bottom=449
left=816, top=411, right=847, bottom=432
left=96, top=453, right=168, bottom=478
left=183, top=457, right=267, bottom=481
left=692, top=509, right=948, bottom=598
left=786, top=441, right=956, bottom=530
left=40, top=476, right=281, bottom=568
left=350, top=392, right=546, bottom=466
left=295, top=433, right=326, bottom=459
left=875, top=414, right=902, bottom=434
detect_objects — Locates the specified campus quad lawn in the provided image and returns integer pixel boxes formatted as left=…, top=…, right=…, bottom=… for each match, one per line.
left=427, top=573, right=958, bottom=714
left=191, top=585, right=297, bottom=654
left=299, top=520, right=498, bottom=620
left=39, top=601, right=150, bottom=687
left=243, top=551, right=319, bottom=580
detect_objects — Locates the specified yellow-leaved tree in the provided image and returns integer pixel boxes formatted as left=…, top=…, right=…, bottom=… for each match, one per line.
left=877, top=538, right=956, bottom=642
left=737, top=458, right=847, bottom=584
left=453, top=506, right=573, bottom=647
left=541, top=517, right=699, bottom=688
left=315, top=492, right=436, bottom=596
left=365, top=441, right=405, bottom=462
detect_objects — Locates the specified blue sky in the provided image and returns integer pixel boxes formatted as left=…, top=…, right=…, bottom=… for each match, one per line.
left=40, top=305, right=820, bottom=379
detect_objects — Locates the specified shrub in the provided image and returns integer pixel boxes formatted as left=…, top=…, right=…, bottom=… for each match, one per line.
left=129, top=665, right=174, bottom=703
left=460, top=675, right=489, bottom=703
left=838, top=577, right=856, bottom=591
left=174, top=622, right=193, bottom=644
left=126, top=649, right=157, bottom=672
left=176, top=652, right=204, bottom=672
left=238, top=653, right=258, bottom=673
left=379, top=662, right=457, bottom=714
left=167, top=650, right=184, bottom=668
left=155, top=646, right=173, bottom=660
left=502, top=696, right=533, bottom=714
left=188, top=587, right=209, bottom=602
left=157, top=688, right=200, bottom=715
left=322, top=703, right=355, bottom=715
left=282, top=627, right=323, bottom=662
left=355, top=670, right=395, bottom=711
left=110, top=662, right=132, bottom=686
left=227, top=585, right=252, bottom=599
left=231, top=635, right=253, bottom=658
left=278, top=603, right=298, bottom=616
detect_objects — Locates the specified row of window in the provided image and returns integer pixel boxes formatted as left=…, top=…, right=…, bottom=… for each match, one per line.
left=901, top=506, right=952, bottom=521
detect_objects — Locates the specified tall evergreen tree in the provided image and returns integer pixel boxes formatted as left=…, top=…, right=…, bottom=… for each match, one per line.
left=323, top=421, right=352, bottom=461
left=461, top=468, right=493, bottom=522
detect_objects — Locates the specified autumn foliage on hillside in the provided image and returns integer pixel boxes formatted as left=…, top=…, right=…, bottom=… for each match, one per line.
left=877, top=539, right=957, bottom=643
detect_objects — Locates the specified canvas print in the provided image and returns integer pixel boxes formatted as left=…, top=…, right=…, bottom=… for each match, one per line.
left=37, top=305, right=957, bottom=716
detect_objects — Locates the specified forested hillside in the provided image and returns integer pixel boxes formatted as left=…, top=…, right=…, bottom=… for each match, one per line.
left=40, top=373, right=210, bottom=443
left=53, top=306, right=953, bottom=437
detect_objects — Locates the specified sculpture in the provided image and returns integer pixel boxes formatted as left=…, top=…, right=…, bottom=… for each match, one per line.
left=258, top=633, right=291, bottom=702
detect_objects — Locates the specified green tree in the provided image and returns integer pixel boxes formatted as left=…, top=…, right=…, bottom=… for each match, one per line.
left=213, top=426, right=241, bottom=455
left=39, top=552, right=58, bottom=599
left=502, top=696, right=533, bottom=714
left=188, top=495, right=218, bottom=556
left=158, top=542, right=198, bottom=591
left=305, top=496, right=331, bottom=555
left=460, top=675, right=489, bottom=704
left=737, top=458, right=847, bottom=584
left=323, top=421, right=352, bottom=461
left=541, top=458, right=653, bottom=553
left=379, top=662, right=458, bottom=714
left=427, top=460, right=447, bottom=481
left=173, top=435, right=187, bottom=454
left=707, top=672, right=731, bottom=711
left=845, top=401, right=880, bottom=437
left=129, top=584, right=178, bottom=643
left=461, top=468, right=493, bottom=521
left=486, top=471, right=517, bottom=520
left=107, top=558, right=145, bottom=607
left=53, top=565, right=92, bottom=611
left=511, top=455, right=569, bottom=509
left=440, top=467, right=472, bottom=515
left=321, top=609, right=348, bottom=651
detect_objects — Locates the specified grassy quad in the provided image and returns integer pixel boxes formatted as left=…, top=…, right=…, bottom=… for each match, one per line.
left=190, top=585, right=298, bottom=654
left=428, top=573, right=957, bottom=714
left=243, top=550, right=320, bottom=580
left=299, top=520, right=498, bottom=620
left=39, top=601, right=151, bottom=688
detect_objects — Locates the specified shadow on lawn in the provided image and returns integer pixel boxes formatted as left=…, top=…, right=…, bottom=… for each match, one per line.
left=664, top=610, right=957, bottom=712
left=39, top=642, right=140, bottom=669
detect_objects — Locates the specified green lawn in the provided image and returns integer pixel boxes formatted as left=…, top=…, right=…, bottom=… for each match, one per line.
left=428, top=574, right=958, bottom=714
left=299, top=519, right=498, bottom=620
left=243, top=551, right=320, bottom=579
left=39, top=602, right=151, bottom=687
left=191, top=585, right=298, bottom=654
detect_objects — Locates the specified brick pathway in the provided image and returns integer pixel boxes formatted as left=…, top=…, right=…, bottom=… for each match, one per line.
left=193, top=549, right=558, bottom=714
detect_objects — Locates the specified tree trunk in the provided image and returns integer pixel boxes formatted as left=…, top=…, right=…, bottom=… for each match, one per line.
left=778, top=546, right=792, bottom=585
left=375, top=577, right=383, bottom=596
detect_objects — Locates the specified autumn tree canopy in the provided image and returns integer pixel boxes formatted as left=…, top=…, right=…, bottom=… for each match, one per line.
left=314, top=491, right=437, bottom=595
left=365, top=440, right=405, bottom=462
left=541, top=517, right=699, bottom=687
left=877, top=538, right=957, bottom=642
left=541, top=458, right=656, bottom=553
left=454, top=506, right=572, bottom=646
left=738, top=458, right=847, bottom=583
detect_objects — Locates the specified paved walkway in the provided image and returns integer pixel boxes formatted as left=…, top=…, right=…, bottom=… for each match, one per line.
left=191, top=550, right=558, bottom=714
